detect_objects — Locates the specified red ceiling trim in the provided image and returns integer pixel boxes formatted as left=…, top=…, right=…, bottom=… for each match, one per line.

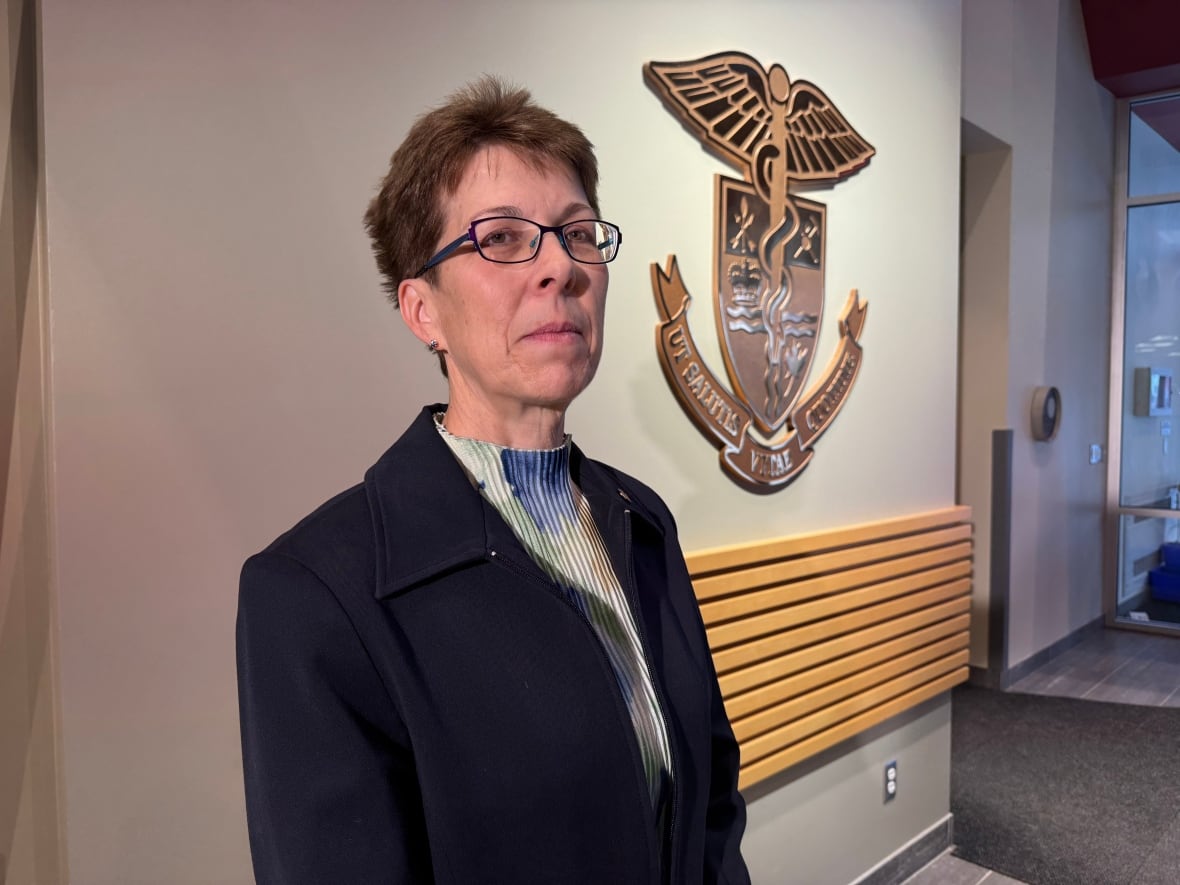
left=1081, top=0, right=1180, bottom=97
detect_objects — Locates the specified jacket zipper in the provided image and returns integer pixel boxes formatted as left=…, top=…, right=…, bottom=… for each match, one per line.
left=487, top=546, right=664, bottom=881
left=619, top=512, right=680, bottom=885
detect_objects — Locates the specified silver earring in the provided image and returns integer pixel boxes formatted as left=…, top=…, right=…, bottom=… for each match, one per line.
left=427, top=339, right=439, bottom=353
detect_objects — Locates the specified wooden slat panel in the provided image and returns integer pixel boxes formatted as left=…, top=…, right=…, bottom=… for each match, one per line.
left=693, top=527, right=973, bottom=601
left=718, top=597, right=969, bottom=695
left=713, top=580, right=970, bottom=673
left=723, top=615, right=970, bottom=720
left=705, top=558, right=971, bottom=645
left=740, top=651, right=969, bottom=764
left=701, top=547, right=971, bottom=628
left=731, top=634, right=968, bottom=742
left=687, top=507, right=973, bottom=788
left=687, top=505, right=972, bottom=575
left=738, top=668, right=968, bottom=790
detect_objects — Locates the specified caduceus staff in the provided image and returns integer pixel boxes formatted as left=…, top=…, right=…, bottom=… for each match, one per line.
left=645, top=53, right=874, bottom=430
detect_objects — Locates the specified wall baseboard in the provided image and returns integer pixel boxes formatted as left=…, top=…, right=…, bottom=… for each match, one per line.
left=850, top=815, right=953, bottom=885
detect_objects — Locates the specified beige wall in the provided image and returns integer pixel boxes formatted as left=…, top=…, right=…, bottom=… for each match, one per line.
left=39, top=1, right=961, bottom=882
left=960, top=0, right=1114, bottom=668
left=1, top=0, right=65, bottom=882
left=959, top=136, right=1012, bottom=666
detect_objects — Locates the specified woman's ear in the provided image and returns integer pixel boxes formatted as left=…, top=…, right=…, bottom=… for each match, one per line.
left=398, top=278, right=441, bottom=349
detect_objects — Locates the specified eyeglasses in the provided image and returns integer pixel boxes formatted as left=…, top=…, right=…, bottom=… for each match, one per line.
left=415, top=216, right=622, bottom=277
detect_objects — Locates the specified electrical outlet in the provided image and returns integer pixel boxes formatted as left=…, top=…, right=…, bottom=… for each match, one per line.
left=884, top=761, right=898, bottom=803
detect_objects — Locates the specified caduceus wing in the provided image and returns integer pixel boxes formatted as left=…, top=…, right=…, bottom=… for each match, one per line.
left=782, top=80, right=876, bottom=181
left=643, top=52, right=773, bottom=174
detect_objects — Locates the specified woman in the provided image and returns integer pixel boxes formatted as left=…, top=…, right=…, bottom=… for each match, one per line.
left=237, top=78, right=750, bottom=885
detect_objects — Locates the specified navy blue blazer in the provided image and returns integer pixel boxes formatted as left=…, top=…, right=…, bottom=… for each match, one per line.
left=237, top=405, right=749, bottom=884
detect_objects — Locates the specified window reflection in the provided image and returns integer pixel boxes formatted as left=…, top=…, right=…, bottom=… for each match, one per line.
left=1117, top=513, right=1180, bottom=628
left=1129, top=95, right=1180, bottom=199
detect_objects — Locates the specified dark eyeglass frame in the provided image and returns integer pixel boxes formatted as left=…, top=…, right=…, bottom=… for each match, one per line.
left=414, top=216, right=622, bottom=277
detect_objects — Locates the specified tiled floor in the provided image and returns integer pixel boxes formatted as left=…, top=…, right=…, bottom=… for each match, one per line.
left=1008, top=627, right=1180, bottom=706
left=902, top=852, right=1026, bottom=885
left=900, top=627, right=1180, bottom=885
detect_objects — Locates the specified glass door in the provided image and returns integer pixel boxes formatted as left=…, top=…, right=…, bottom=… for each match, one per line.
left=1112, top=92, right=1180, bottom=629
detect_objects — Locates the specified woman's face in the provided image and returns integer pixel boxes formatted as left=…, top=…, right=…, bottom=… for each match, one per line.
left=412, top=145, right=608, bottom=429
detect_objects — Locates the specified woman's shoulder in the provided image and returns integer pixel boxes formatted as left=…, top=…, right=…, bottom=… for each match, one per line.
left=243, top=481, right=375, bottom=596
left=249, top=405, right=447, bottom=572
left=263, top=481, right=372, bottom=559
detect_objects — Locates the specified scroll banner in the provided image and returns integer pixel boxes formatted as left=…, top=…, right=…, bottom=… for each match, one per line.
left=652, top=256, right=866, bottom=493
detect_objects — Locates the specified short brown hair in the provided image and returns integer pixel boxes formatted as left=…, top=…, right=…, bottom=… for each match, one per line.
left=364, top=77, right=600, bottom=308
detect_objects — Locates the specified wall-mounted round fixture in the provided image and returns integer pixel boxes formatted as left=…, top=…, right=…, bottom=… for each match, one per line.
left=1031, top=386, right=1061, bottom=441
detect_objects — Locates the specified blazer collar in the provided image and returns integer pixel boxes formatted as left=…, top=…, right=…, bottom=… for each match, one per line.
left=365, top=404, right=661, bottom=598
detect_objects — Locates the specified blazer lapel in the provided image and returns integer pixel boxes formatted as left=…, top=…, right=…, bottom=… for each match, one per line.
left=366, top=405, right=489, bottom=598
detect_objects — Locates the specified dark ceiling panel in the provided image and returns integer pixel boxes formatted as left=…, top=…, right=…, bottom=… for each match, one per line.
left=1081, top=0, right=1180, bottom=97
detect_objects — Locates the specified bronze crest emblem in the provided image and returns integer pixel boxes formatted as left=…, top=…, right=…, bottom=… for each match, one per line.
left=645, top=52, right=875, bottom=492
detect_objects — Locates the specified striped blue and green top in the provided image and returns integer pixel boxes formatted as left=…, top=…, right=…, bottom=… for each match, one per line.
left=436, top=416, right=673, bottom=821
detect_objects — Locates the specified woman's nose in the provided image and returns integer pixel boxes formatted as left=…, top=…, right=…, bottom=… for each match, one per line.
left=534, top=229, right=578, bottom=289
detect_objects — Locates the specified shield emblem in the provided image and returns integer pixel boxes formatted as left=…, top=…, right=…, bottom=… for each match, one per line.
left=715, top=177, right=826, bottom=436
left=645, top=51, right=873, bottom=493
